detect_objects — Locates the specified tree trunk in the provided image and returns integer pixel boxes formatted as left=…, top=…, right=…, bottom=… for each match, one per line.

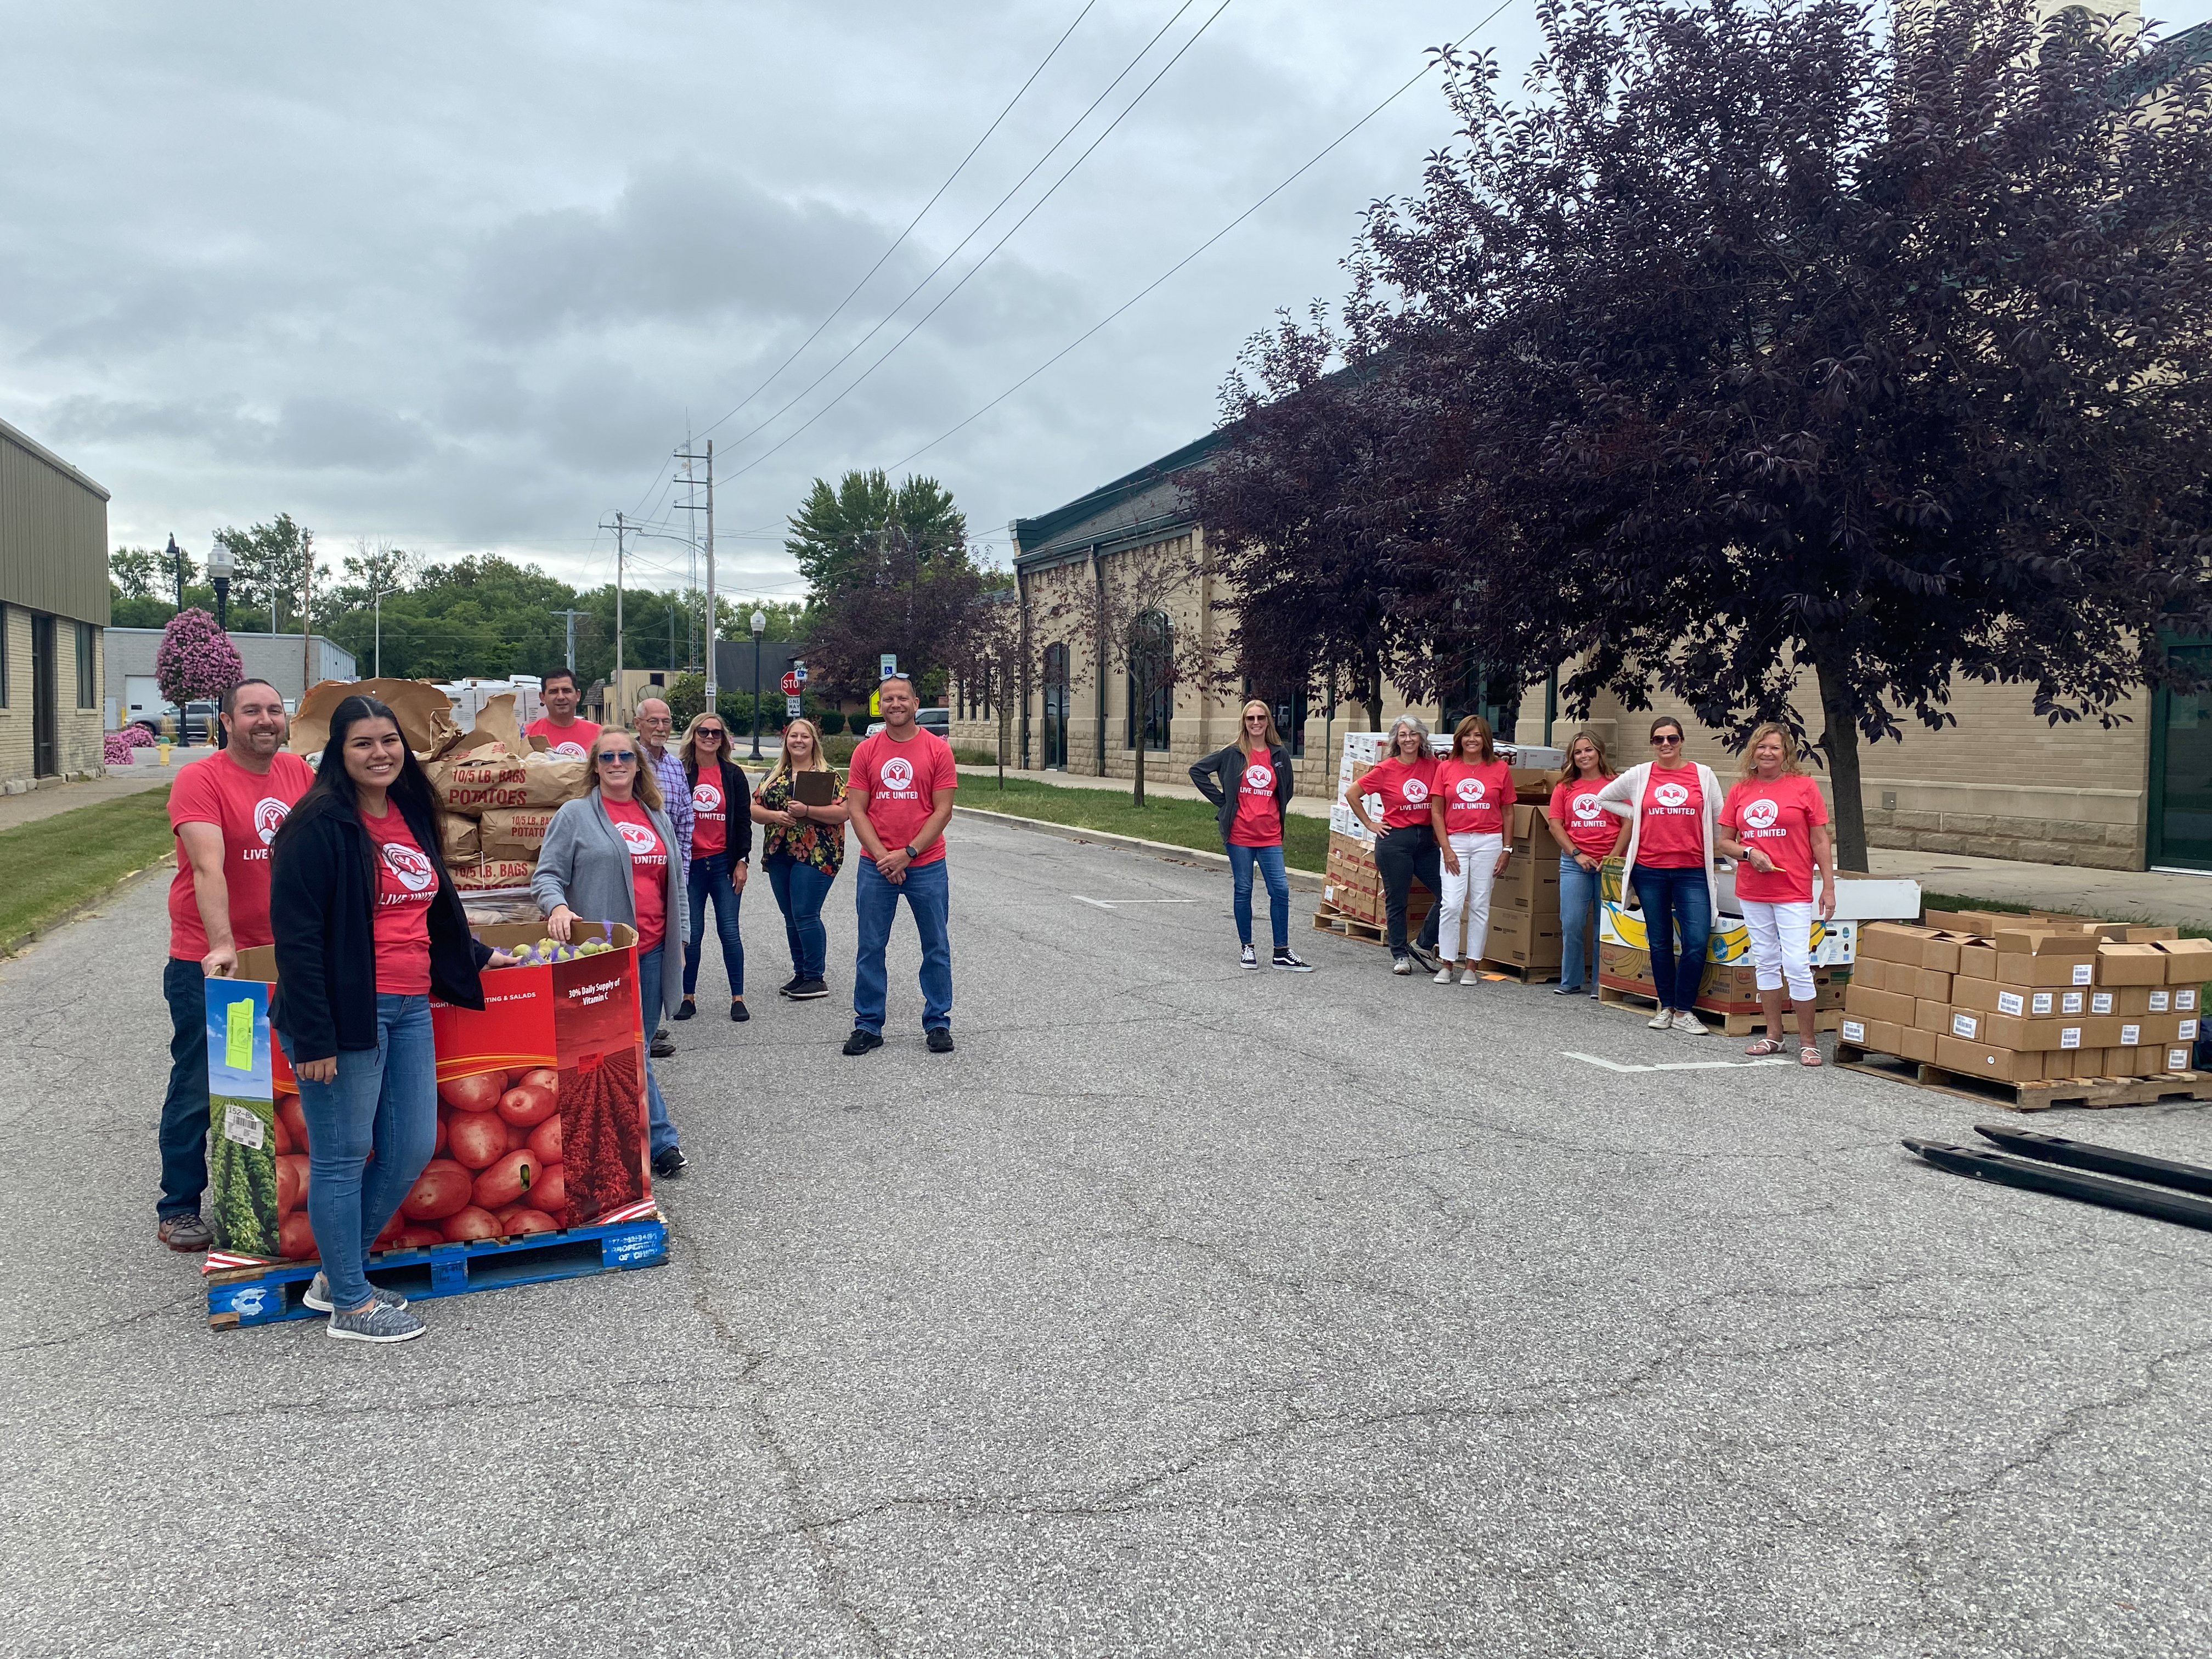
left=1364, top=648, right=1384, bottom=732
left=1133, top=687, right=1147, bottom=808
left=997, top=684, right=1007, bottom=791
left=1810, top=645, right=1870, bottom=872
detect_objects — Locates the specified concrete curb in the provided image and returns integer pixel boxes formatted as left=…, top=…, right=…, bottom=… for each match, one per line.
left=951, top=805, right=1326, bottom=892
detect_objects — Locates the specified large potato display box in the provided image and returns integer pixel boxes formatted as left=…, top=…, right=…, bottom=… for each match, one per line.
left=202, top=924, right=655, bottom=1274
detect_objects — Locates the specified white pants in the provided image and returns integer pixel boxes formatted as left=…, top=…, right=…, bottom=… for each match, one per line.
left=1436, top=831, right=1503, bottom=963
left=1741, top=899, right=1815, bottom=1002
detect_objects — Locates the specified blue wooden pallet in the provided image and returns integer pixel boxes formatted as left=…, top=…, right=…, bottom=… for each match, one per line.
left=206, top=1214, right=669, bottom=1329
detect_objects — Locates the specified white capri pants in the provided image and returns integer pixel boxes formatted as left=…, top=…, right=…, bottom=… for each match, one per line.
left=1741, top=898, right=1815, bottom=1003
left=1436, top=831, right=1504, bottom=963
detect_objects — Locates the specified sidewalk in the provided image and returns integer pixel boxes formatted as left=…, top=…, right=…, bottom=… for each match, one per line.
left=0, top=767, right=176, bottom=833
left=953, top=764, right=1334, bottom=818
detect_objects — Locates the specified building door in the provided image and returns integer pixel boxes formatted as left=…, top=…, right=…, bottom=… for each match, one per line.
left=1041, top=643, right=1069, bottom=770
left=2148, top=642, right=2212, bottom=871
left=30, top=613, right=58, bottom=778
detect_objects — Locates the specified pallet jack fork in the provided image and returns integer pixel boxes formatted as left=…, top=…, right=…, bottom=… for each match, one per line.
left=1903, top=1132, right=2212, bottom=1234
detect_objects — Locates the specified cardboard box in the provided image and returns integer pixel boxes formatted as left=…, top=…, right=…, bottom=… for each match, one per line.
left=1852, top=957, right=1896, bottom=994
left=1956, top=944, right=1997, bottom=980
left=1843, top=984, right=1917, bottom=1027
left=1859, top=923, right=1939, bottom=967
left=1991, top=927, right=2099, bottom=958
left=1973, top=1012, right=2110, bottom=1052
left=2096, top=943, right=2169, bottom=986
left=1838, top=1015, right=1902, bottom=1053
left=1953, top=980, right=2101, bottom=1019
left=1892, top=964, right=1953, bottom=1002
left=1936, top=1036, right=2046, bottom=1083
left=1915, top=998, right=1956, bottom=1036
left=2160, top=1044, right=2196, bottom=1074
left=1994, top=953, right=2098, bottom=988
left=1894, top=1023, right=1939, bottom=1063
left=2154, top=938, right=2212, bottom=985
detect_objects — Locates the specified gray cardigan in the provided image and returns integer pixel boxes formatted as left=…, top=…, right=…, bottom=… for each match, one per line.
left=531, top=789, right=688, bottom=1012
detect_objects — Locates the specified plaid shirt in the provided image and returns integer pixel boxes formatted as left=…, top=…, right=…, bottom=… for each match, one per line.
left=645, top=742, right=694, bottom=865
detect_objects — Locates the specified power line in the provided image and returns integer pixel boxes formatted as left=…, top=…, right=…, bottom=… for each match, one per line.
left=887, top=0, right=1522, bottom=473
left=715, top=0, right=1222, bottom=474
left=725, top=0, right=1238, bottom=486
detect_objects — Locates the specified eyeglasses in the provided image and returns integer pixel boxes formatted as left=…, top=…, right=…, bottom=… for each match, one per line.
left=600, top=750, right=637, bottom=764
left=1651, top=734, right=1683, bottom=747
left=696, top=729, right=725, bottom=738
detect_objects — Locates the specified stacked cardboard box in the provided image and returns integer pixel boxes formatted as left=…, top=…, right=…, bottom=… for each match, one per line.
left=1841, top=923, right=2206, bottom=1081
left=1321, top=828, right=1434, bottom=933
left=1478, top=803, right=1563, bottom=970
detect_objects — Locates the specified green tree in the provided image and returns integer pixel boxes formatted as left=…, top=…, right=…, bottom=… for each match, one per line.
left=211, top=514, right=326, bottom=634
left=786, top=471, right=966, bottom=596
left=110, top=546, right=164, bottom=601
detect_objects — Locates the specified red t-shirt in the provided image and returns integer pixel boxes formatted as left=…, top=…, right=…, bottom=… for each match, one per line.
left=360, top=803, right=438, bottom=995
left=1353, top=755, right=1438, bottom=832
left=603, top=798, right=668, bottom=953
left=167, top=750, right=317, bottom=961
left=1549, top=776, right=1620, bottom=860
left=1432, top=757, right=1513, bottom=837
left=690, top=771, right=727, bottom=860
left=850, top=729, right=958, bottom=867
left=1229, top=751, right=1283, bottom=848
left=526, top=716, right=601, bottom=761
left=1722, top=774, right=1830, bottom=903
left=1637, top=765, right=1707, bottom=867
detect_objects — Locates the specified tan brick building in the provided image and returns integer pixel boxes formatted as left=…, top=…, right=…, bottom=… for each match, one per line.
left=0, top=416, right=109, bottom=792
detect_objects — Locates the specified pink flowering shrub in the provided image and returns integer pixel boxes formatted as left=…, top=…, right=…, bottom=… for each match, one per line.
left=104, top=727, right=157, bottom=764
left=155, top=608, right=244, bottom=709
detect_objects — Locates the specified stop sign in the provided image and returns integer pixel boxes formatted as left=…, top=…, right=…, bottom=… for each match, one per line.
left=779, top=670, right=802, bottom=696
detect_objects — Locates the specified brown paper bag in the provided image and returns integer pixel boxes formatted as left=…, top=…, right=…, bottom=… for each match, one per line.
left=430, top=743, right=530, bottom=815
left=438, top=812, right=481, bottom=860
left=520, top=751, right=591, bottom=807
left=450, top=857, right=537, bottom=891
left=479, top=806, right=559, bottom=859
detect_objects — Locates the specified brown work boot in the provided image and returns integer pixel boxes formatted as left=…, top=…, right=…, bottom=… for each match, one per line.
left=157, top=1212, right=212, bottom=1252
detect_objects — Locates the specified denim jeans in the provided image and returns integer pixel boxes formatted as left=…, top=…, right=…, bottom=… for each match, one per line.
left=637, top=944, right=678, bottom=1158
left=853, top=856, right=952, bottom=1034
left=159, top=957, right=212, bottom=1220
left=682, top=854, right=746, bottom=998
left=1225, top=843, right=1290, bottom=950
left=766, top=853, right=835, bottom=982
left=1371, top=826, right=1442, bottom=955
left=1631, top=864, right=1712, bottom=1011
left=281, top=994, right=437, bottom=1311
left=1558, top=855, right=1602, bottom=990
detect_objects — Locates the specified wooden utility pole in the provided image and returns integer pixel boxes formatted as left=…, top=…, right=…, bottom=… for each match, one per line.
left=301, top=529, right=314, bottom=696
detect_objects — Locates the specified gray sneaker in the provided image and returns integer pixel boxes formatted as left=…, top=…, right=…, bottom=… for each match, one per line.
left=326, top=1299, right=426, bottom=1344
left=303, top=1271, right=409, bottom=1313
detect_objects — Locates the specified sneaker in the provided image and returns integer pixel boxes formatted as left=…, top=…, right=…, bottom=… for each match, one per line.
left=730, top=998, right=750, bottom=1023
left=1392, top=954, right=1414, bottom=975
left=303, top=1272, right=409, bottom=1313
left=788, top=978, right=830, bottom=1000
left=651, top=1146, right=689, bottom=1177
left=1553, top=983, right=1581, bottom=996
left=650, top=1028, right=675, bottom=1058
left=1433, top=964, right=1457, bottom=985
left=1240, top=944, right=1259, bottom=970
left=672, top=997, right=697, bottom=1022
left=778, top=975, right=803, bottom=998
left=1672, top=1012, right=1709, bottom=1036
left=1647, top=1008, right=1674, bottom=1030
left=1407, top=944, right=1440, bottom=972
left=843, top=1028, right=884, bottom=1056
left=326, top=1300, right=426, bottom=1344
left=1460, top=967, right=1481, bottom=986
left=1588, top=986, right=1601, bottom=1000
left=926, top=1028, right=955, bottom=1054
left=1272, top=949, right=1314, bottom=973
left=156, top=1212, right=212, bottom=1253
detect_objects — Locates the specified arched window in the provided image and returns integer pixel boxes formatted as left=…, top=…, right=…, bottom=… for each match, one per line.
left=1126, top=610, right=1172, bottom=753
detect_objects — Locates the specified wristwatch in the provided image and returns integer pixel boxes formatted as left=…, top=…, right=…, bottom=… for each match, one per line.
left=904, top=844, right=918, bottom=859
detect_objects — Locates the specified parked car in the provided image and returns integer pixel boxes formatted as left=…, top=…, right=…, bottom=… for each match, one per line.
left=865, top=708, right=950, bottom=739
left=132, top=701, right=218, bottom=745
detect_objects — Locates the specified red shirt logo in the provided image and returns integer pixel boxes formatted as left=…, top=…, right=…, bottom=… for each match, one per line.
left=1243, top=764, right=1272, bottom=791
left=1572, top=793, right=1604, bottom=823
left=1402, top=778, right=1429, bottom=805
left=693, top=782, right=723, bottom=815
left=1742, top=797, right=1779, bottom=830
left=1454, top=777, right=1486, bottom=804
left=253, top=797, right=292, bottom=845
left=1654, top=782, right=1689, bottom=809
left=380, top=840, right=435, bottom=893
left=881, top=757, right=914, bottom=792
left=616, top=820, right=659, bottom=854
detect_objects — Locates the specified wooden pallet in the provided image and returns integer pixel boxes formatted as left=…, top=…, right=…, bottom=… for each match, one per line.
left=1475, top=959, right=1563, bottom=984
left=1833, top=1043, right=2212, bottom=1113
left=1597, top=980, right=1844, bottom=1037
left=206, top=1212, right=670, bottom=1329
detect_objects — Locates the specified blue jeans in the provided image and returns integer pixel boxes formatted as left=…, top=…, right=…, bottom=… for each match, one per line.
left=281, top=994, right=437, bottom=1311
left=159, top=957, right=212, bottom=1220
left=1226, top=843, right=1290, bottom=950
left=853, top=856, right=952, bottom=1034
left=683, top=854, right=746, bottom=998
left=1559, top=855, right=1601, bottom=990
left=638, top=944, right=678, bottom=1157
left=1632, top=865, right=1712, bottom=1011
left=766, top=853, right=836, bottom=982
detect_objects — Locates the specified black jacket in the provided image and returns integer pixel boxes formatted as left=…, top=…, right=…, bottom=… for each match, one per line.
left=1189, top=742, right=1296, bottom=844
left=269, top=791, right=491, bottom=1063
left=684, top=754, right=754, bottom=864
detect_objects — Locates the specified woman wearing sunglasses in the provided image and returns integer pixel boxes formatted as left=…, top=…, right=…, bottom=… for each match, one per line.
left=674, top=712, right=754, bottom=1024
left=1189, top=699, right=1312, bottom=970
left=533, top=728, right=690, bottom=1177
left=1595, top=716, right=1724, bottom=1034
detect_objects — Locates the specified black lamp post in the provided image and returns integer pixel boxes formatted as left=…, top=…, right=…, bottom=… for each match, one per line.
left=207, top=538, right=234, bottom=631
left=167, top=533, right=185, bottom=611
left=749, top=609, right=766, bottom=760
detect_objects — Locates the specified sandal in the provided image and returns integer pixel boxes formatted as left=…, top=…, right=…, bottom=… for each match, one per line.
left=1799, top=1046, right=1823, bottom=1067
left=1744, top=1037, right=1786, bottom=1057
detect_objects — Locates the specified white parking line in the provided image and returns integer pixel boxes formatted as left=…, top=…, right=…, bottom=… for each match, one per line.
left=1562, top=1051, right=1794, bottom=1074
left=1070, top=896, right=1200, bottom=909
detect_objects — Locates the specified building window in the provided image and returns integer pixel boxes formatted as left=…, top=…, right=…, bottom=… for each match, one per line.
left=1126, top=610, right=1172, bottom=753
left=75, top=622, right=97, bottom=708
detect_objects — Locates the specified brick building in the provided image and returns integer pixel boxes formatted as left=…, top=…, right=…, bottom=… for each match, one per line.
left=0, top=416, right=109, bottom=792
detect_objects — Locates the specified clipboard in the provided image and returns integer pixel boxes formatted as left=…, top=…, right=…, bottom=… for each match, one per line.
left=792, top=770, right=836, bottom=806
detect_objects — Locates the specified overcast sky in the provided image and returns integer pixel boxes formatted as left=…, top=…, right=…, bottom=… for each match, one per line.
left=7, top=0, right=2207, bottom=605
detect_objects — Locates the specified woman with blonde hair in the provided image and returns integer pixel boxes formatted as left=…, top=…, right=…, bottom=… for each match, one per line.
left=533, top=727, right=690, bottom=1175
left=1345, top=715, right=1443, bottom=974
left=1717, top=721, right=1836, bottom=1066
left=750, top=717, right=850, bottom=1001
left=1546, top=729, right=1624, bottom=997
left=1190, top=699, right=1311, bottom=970
left=674, top=711, right=754, bottom=1024
left=1427, top=714, right=1514, bottom=985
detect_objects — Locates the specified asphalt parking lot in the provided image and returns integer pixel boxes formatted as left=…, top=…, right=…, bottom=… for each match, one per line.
left=3, top=812, right=2209, bottom=1657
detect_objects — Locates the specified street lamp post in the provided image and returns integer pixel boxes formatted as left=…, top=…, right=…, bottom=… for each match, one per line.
left=749, top=610, right=766, bottom=760
left=207, top=539, right=234, bottom=631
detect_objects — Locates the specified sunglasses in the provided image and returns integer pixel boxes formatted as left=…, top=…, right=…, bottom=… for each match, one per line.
left=1651, top=734, right=1683, bottom=746
left=600, top=750, right=637, bottom=764
left=696, top=728, right=725, bottom=738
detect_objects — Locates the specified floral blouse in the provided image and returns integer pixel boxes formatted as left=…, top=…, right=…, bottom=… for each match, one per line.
left=755, top=769, right=847, bottom=875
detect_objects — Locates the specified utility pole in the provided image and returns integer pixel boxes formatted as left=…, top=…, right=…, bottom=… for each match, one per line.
left=371, top=588, right=392, bottom=678
left=674, top=439, right=718, bottom=704
left=551, top=608, right=589, bottom=676
left=598, top=512, right=630, bottom=720
left=301, top=529, right=315, bottom=698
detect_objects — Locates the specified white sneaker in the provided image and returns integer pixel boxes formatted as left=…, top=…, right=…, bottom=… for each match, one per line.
left=1460, top=967, right=1481, bottom=985
left=1432, top=964, right=1457, bottom=984
left=1673, top=1012, right=1708, bottom=1035
left=1647, top=1008, right=1674, bottom=1030
left=1392, top=954, right=1413, bottom=975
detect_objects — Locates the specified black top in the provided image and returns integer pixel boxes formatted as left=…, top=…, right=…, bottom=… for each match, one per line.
left=684, top=754, right=755, bottom=864
left=1188, top=742, right=1297, bottom=844
left=269, top=792, right=491, bottom=1063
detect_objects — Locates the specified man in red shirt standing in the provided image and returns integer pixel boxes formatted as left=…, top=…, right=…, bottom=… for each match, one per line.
left=157, top=678, right=316, bottom=1250
left=842, top=676, right=957, bottom=1055
left=524, top=667, right=601, bottom=759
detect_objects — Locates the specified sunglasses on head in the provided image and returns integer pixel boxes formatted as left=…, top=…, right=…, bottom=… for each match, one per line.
left=600, top=749, right=637, bottom=764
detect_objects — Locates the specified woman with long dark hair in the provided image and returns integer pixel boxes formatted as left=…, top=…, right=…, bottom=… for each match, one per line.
left=269, top=695, right=503, bottom=1343
left=674, top=711, right=754, bottom=1023
left=1189, top=699, right=1312, bottom=970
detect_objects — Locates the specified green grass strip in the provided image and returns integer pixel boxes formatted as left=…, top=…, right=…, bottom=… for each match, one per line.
left=0, top=785, right=176, bottom=949
left=1920, top=889, right=2210, bottom=941
left=945, top=774, right=1328, bottom=872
